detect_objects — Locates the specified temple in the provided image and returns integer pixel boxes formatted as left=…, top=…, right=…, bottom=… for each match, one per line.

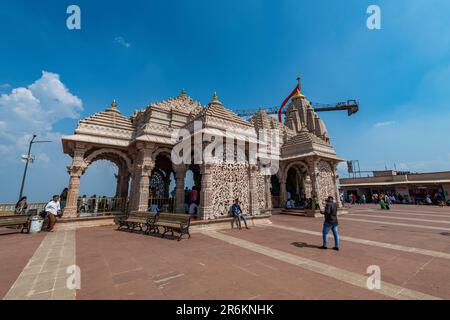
left=61, top=86, right=342, bottom=219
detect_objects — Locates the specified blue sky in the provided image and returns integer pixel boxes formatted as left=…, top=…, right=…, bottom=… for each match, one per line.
left=1, top=0, right=450, bottom=202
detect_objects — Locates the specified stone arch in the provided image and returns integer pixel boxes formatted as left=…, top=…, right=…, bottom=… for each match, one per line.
left=152, top=147, right=172, bottom=162
left=83, top=148, right=132, bottom=174
left=284, top=160, right=309, bottom=178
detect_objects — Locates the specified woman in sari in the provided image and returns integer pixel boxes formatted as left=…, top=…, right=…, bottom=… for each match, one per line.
left=14, top=196, right=28, bottom=215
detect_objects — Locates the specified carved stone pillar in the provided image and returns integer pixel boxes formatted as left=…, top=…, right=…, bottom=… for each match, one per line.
left=173, top=165, right=187, bottom=213
left=279, top=170, right=287, bottom=208
left=198, top=164, right=213, bottom=220
left=129, top=144, right=155, bottom=212
left=249, top=165, right=259, bottom=215
left=306, top=159, right=318, bottom=196
left=115, top=174, right=121, bottom=198
left=64, top=144, right=87, bottom=218
left=265, top=175, right=272, bottom=210
left=120, top=174, right=130, bottom=199
left=115, top=167, right=130, bottom=211
left=332, top=162, right=342, bottom=208
left=304, top=175, right=312, bottom=198
left=64, top=167, right=83, bottom=218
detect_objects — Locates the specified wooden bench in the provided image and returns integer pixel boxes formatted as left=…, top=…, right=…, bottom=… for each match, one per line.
left=0, top=215, right=30, bottom=233
left=0, top=210, right=15, bottom=217
left=155, top=213, right=191, bottom=241
left=117, top=211, right=157, bottom=233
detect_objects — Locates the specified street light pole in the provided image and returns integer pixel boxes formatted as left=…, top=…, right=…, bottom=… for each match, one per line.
left=18, top=135, right=36, bottom=200
left=18, top=135, right=52, bottom=201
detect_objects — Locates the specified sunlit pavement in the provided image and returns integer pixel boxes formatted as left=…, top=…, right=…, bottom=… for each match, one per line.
left=1, top=204, right=450, bottom=300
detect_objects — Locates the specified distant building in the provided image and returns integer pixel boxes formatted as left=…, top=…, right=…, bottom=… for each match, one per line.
left=339, top=170, right=450, bottom=203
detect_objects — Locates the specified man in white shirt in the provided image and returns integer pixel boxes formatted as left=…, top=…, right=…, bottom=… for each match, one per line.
left=45, top=195, right=61, bottom=231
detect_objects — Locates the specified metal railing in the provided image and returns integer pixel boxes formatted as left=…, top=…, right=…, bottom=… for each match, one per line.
left=77, top=196, right=128, bottom=217
left=148, top=197, right=175, bottom=213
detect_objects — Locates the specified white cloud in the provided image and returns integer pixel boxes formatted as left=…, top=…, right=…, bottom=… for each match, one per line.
left=0, top=144, right=11, bottom=154
left=0, top=71, right=83, bottom=160
left=114, top=36, right=131, bottom=48
left=373, top=121, right=397, bottom=128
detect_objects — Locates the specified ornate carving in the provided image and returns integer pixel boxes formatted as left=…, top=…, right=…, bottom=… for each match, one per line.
left=208, top=162, right=250, bottom=218
left=316, top=160, right=335, bottom=205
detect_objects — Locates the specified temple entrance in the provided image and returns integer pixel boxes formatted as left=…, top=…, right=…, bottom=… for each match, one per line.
left=270, top=175, right=281, bottom=208
left=184, top=164, right=201, bottom=215
left=286, top=167, right=304, bottom=208
left=149, top=154, right=176, bottom=212
left=283, top=162, right=310, bottom=209
left=78, top=158, right=130, bottom=216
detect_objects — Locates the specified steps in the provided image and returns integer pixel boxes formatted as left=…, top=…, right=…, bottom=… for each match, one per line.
left=280, top=208, right=307, bottom=217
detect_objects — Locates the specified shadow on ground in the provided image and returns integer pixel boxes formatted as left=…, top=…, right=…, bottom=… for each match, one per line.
left=291, top=241, right=321, bottom=249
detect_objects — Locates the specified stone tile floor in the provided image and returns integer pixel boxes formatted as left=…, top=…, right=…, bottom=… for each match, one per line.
left=1, top=204, right=449, bottom=300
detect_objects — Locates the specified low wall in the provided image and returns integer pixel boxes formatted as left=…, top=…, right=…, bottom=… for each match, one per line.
left=52, top=213, right=272, bottom=232
left=54, top=215, right=122, bottom=231
left=190, top=214, right=272, bottom=232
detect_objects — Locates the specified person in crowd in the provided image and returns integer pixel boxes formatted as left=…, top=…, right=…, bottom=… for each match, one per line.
left=300, top=194, right=306, bottom=208
left=379, top=196, right=388, bottom=210
left=231, top=198, right=249, bottom=230
left=286, top=198, right=295, bottom=209
left=60, top=188, right=68, bottom=211
left=190, top=186, right=198, bottom=205
left=319, top=196, right=339, bottom=251
left=45, top=195, right=61, bottom=231
left=14, top=196, right=28, bottom=215
left=91, top=195, right=97, bottom=212
left=149, top=202, right=160, bottom=213
left=360, top=194, right=366, bottom=204
left=352, top=193, right=357, bottom=205
left=80, top=195, right=88, bottom=213
left=313, top=195, right=320, bottom=211
left=389, top=194, right=396, bottom=205
left=188, top=202, right=198, bottom=218
left=373, top=193, right=379, bottom=204
left=425, top=194, right=432, bottom=205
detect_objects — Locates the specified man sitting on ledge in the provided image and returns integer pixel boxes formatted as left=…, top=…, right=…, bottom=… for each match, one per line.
left=231, top=198, right=249, bottom=230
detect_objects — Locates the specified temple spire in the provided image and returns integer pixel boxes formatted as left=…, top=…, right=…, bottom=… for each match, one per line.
left=107, top=99, right=120, bottom=113
left=292, top=76, right=306, bottom=101
left=210, top=91, right=221, bottom=104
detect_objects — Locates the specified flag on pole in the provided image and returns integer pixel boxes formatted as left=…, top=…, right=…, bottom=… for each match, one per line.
left=277, top=79, right=301, bottom=122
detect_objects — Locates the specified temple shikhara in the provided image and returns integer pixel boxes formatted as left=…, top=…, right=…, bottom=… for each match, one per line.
left=61, top=85, right=342, bottom=219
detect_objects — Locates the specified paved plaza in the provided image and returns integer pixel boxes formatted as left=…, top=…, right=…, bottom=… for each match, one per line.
left=1, top=205, right=450, bottom=300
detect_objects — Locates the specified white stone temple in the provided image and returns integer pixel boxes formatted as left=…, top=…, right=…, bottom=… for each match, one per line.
left=61, top=87, right=342, bottom=219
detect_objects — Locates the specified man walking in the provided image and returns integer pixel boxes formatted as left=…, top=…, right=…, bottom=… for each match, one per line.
left=45, top=195, right=61, bottom=232
left=319, top=196, right=340, bottom=251
left=231, top=198, right=249, bottom=230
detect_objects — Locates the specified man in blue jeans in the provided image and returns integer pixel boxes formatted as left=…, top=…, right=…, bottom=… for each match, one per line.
left=319, top=196, right=340, bottom=251
left=231, top=198, right=249, bottom=230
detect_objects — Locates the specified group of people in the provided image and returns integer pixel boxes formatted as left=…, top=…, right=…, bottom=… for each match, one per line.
left=284, top=191, right=320, bottom=211
left=14, top=194, right=62, bottom=232
left=78, top=195, right=126, bottom=213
